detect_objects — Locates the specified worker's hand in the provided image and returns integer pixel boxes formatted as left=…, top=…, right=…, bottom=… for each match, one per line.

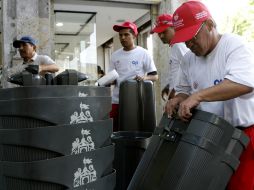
left=134, top=75, right=145, bottom=81
left=165, top=97, right=182, bottom=118
left=106, top=80, right=116, bottom=86
left=168, top=89, right=175, bottom=100
left=178, top=94, right=200, bottom=122
left=39, top=64, right=59, bottom=75
left=39, top=65, right=46, bottom=76
left=161, top=84, right=169, bottom=101
left=25, top=64, right=39, bottom=74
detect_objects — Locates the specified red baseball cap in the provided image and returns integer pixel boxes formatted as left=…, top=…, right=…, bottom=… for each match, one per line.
left=170, top=1, right=212, bottom=45
left=113, top=21, right=138, bottom=36
left=150, top=14, right=173, bottom=34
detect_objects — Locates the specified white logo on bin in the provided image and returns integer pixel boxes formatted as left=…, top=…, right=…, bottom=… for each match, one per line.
left=73, top=158, right=97, bottom=187
left=78, top=92, right=88, bottom=97
left=70, top=102, right=94, bottom=124
left=71, top=129, right=95, bottom=155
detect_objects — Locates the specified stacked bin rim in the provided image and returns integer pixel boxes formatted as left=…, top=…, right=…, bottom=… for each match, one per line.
left=0, top=85, right=115, bottom=190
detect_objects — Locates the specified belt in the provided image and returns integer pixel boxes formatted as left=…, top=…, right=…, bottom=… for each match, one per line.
left=236, top=124, right=254, bottom=131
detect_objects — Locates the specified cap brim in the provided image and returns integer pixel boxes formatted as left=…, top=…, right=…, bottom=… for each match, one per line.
left=13, top=40, right=22, bottom=48
left=113, top=24, right=138, bottom=36
left=13, top=40, right=36, bottom=48
left=150, top=25, right=171, bottom=34
left=170, top=23, right=202, bottom=45
left=113, top=25, right=127, bottom=32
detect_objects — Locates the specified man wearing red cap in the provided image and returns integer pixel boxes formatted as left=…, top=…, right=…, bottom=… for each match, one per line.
left=109, top=21, right=158, bottom=131
left=151, top=14, right=189, bottom=101
left=166, top=1, right=254, bottom=190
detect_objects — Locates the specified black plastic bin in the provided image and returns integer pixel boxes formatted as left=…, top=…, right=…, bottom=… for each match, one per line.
left=0, top=96, right=111, bottom=129
left=0, top=86, right=110, bottom=100
left=119, top=80, right=156, bottom=132
left=0, top=86, right=115, bottom=190
left=0, top=119, right=113, bottom=162
left=0, top=145, right=114, bottom=190
left=111, top=131, right=152, bottom=190
left=128, top=110, right=249, bottom=190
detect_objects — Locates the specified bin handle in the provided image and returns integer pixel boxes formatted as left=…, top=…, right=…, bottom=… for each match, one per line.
left=138, top=81, right=145, bottom=130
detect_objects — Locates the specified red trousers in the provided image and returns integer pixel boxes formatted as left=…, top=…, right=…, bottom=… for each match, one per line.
left=109, top=104, right=119, bottom=132
left=227, top=126, right=254, bottom=190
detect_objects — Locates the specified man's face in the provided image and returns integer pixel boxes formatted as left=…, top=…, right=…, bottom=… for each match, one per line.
left=118, top=28, right=136, bottom=49
left=18, top=42, right=36, bottom=60
left=158, top=27, right=175, bottom=44
left=185, top=22, right=212, bottom=56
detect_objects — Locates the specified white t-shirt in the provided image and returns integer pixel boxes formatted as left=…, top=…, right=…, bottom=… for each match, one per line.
left=109, top=46, right=157, bottom=104
left=23, top=53, right=55, bottom=65
left=168, top=43, right=189, bottom=91
left=175, top=33, right=254, bottom=127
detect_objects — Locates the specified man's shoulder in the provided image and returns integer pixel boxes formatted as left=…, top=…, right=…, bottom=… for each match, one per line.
left=172, top=43, right=186, bottom=49
left=113, top=46, right=149, bottom=55
left=173, top=43, right=188, bottom=50
left=36, top=54, right=51, bottom=58
left=221, top=33, right=245, bottom=45
left=136, top=46, right=147, bottom=51
left=133, top=46, right=151, bottom=56
left=222, top=33, right=241, bottom=39
left=112, top=48, right=124, bottom=56
left=34, top=54, right=55, bottom=64
left=171, top=43, right=189, bottom=57
left=215, top=33, right=249, bottom=54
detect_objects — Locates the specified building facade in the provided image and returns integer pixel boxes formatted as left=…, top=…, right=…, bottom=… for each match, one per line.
left=1, top=0, right=186, bottom=122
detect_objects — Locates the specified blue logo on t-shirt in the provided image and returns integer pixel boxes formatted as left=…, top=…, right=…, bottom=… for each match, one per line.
left=132, top=60, right=138, bottom=65
left=214, top=79, right=223, bottom=85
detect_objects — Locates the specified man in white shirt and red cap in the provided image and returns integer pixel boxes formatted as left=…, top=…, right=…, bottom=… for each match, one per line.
left=150, top=14, right=189, bottom=101
left=167, top=1, right=254, bottom=190
left=109, top=21, right=158, bottom=131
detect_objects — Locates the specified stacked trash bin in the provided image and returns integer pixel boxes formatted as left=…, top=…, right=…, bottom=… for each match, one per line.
left=111, top=80, right=155, bottom=190
left=128, top=110, right=249, bottom=190
left=0, top=86, right=115, bottom=190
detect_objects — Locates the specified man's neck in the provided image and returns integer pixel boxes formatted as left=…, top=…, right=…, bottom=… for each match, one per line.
left=123, top=45, right=136, bottom=51
left=23, top=58, right=32, bottom=62
left=204, top=31, right=222, bottom=56
left=23, top=52, right=36, bottom=62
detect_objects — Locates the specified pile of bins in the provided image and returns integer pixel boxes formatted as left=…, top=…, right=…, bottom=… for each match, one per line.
left=111, top=80, right=155, bottom=190
left=0, top=85, right=115, bottom=190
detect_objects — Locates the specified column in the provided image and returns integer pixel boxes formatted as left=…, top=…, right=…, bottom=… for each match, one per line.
left=151, top=0, right=187, bottom=122
left=1, top=0, right=52, bottom=88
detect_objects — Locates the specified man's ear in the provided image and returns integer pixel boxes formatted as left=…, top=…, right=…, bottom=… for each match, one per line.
left=205, top=19, right=216, bottom=31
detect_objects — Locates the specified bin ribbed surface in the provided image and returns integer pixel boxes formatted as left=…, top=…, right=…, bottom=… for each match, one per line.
left=128, top=110, right=249, bottom=190
left=0, top=119, right=112, bottom=162
left=0, top=86, right=110, bottom=100
left=1, top=145, right=114, bottom=189
left=0, top=86, right=115, bottom=190
left=112, top=131, right=152, bottom=190
left=0, top=96, right=111, bottom=129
